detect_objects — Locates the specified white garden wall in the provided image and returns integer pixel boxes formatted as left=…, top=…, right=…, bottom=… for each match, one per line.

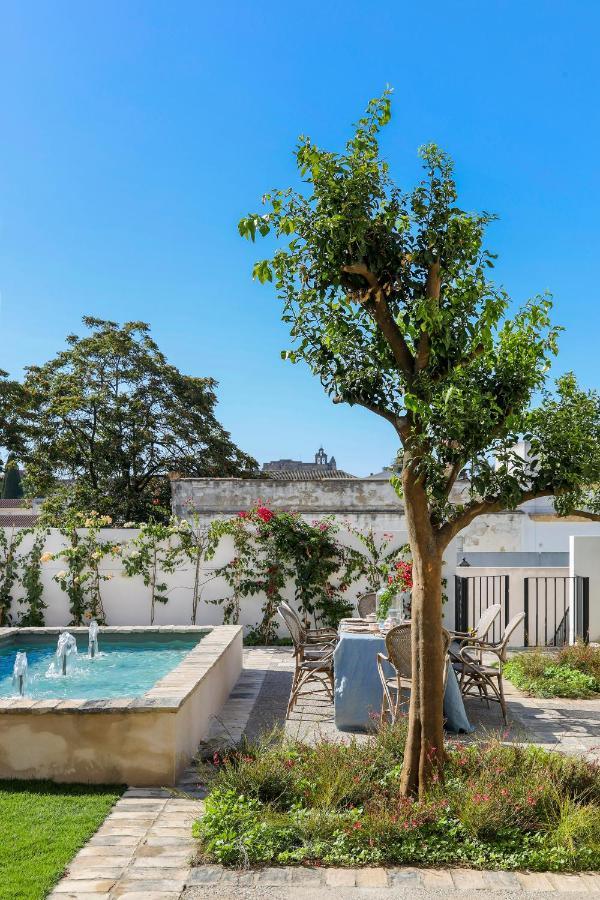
left=6, top=525, right=429, bottom=633
left=570, top=535, right=600, bottom=643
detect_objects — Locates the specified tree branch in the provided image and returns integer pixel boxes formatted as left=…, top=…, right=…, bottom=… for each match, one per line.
left=342, top=263, right=415, bottom=377
left=565, top=509, right=600, bottom=522
left=334, top=395, right=411, bottom=442
left=437, top=488, right=555, bottom=545
left=415, top=260, right=440, bottom=373
left=442, top=460, right=464, bottom=499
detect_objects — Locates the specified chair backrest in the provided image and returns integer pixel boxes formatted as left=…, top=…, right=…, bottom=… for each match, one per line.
left=277, top=602, right=304, bottom=650
left=386, top=624, right=452, bottom=680
left=498, top=611, right=526, bottom=660
left=385, top=623, right=412, bottom=677
left=441, top=627, right=452, bottom=656
left=475, top=603, right=502, bottom=641
left=357, top=592, right=377, bottom=618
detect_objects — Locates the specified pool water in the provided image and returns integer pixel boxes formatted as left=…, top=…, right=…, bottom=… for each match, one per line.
left=0, top=633, right=204, bottom=700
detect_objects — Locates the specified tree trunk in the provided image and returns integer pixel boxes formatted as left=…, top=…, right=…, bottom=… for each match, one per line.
left=399, top=471, right=446, bottom=798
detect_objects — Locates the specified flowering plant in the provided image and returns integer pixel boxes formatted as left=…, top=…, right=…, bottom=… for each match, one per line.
left=376, top=557, right=413, bottom=620
left=44, top=510, right=119, bottom=625
left=207, top=503, right=354, bottom=643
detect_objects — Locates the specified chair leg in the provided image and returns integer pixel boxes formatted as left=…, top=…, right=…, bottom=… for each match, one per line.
left=497, top=672, right=507, bottom=724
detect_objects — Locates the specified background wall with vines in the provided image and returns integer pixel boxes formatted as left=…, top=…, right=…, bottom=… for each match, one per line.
left=0, top=504, right=408, bottom=638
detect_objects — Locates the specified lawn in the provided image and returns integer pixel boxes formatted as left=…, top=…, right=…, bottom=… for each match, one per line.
left=194, top=724, right=600, bottom=871
left=504, top=644, right=600, bottom=698
left=0, top=781, right=122, bottom=900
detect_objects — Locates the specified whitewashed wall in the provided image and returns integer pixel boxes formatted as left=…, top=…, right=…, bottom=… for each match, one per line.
left=570, top=536, right=600, bottom=642
left=5, top=518, right=598, bottom=641
left=6, top=524, right=426, bottom=632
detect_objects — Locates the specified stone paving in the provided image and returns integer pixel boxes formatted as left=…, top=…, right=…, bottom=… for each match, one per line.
left=50, top=647, right=600, bottom=899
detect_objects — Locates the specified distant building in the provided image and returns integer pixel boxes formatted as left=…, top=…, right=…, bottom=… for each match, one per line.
left=261, top=447, right=355, bottom=481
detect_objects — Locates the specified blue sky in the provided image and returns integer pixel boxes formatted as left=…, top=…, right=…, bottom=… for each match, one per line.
left=1, top=0, right=599, bottom=476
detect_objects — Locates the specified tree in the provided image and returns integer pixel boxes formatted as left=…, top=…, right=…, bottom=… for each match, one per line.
left=1, top=453, right=23, bottom=499
left=0, top=370, right=26, bottom=461
left=20, top=317, right=257, bottom=522
left=239, top=91, right=600, bottom=796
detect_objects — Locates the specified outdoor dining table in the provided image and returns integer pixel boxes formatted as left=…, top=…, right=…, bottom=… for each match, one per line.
left=333, top=627, right=474, bottom=734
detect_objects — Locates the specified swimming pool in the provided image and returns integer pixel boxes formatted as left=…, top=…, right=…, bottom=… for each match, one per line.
left=0, top=632, right=204, bottom=700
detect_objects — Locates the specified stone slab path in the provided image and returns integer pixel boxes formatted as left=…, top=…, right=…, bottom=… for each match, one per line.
left=50, top=647, right=600, bottom=900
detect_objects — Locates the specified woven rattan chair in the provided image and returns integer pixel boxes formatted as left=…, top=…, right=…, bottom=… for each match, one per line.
left=357, top=591, right=377, bottom=618
left=449, top=603, right=502, bottom=664
left=279, top=599, right=338, bottom=644
left=377, top=623, right=451, bottom=723
left=458, top=611, right=526, bottom=723
left=278, top=604, right=336, bottom=717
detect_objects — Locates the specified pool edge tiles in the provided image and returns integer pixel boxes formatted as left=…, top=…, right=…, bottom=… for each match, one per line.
left=0, top=625, right=243, bottom=785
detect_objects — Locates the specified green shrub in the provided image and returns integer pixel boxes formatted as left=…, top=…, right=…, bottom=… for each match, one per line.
left=193, top=726, right=600, bottom=871
left=558, top=643, right=600, bottom=683
left=504, top=649, right=600, bottom=698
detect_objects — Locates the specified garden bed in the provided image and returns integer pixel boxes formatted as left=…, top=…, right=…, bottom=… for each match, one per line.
left=504, top=644, right=600, bottom=698
left=193, top=724, right=600, bottom=872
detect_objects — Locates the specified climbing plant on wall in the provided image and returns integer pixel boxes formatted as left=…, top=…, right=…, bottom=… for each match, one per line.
left=18, top=530, right=48, bottom=626
left=174, top=514, right=219, bottom=624
left=207, top=504, right=355, bottom=643
left=122, top=520, right=183, bottom=624
left=42, top=511, right=119, bottom=625
left=0, top=527, right=27, bottom=626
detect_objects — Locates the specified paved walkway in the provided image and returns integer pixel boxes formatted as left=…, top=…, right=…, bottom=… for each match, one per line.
left=51, top=647, right=600, bottom=899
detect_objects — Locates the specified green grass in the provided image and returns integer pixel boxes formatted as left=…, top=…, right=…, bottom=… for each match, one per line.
left=504, top=645, right=600, bottom=698
left=0, top=781, right=122, bottom=900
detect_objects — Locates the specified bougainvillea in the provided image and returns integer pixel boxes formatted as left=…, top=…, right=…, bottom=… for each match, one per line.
left=207, top=503, right=355, bottom=643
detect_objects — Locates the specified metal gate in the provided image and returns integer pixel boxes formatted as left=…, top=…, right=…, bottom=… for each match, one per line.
left=454, top=575, right=509, bottom=643
left=524, top=576, right=589, bottom=647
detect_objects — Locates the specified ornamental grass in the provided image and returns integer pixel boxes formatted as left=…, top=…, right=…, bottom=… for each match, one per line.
left=193, top=723, right=600, bottom=871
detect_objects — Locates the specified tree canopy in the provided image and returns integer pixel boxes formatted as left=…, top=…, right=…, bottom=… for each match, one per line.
left=240, top=91, right=600, bottom=536
left=20, top=317, right=257, bottom=522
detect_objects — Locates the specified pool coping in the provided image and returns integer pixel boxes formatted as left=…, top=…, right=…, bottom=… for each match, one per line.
left=0, top=625, right=240, bottom=715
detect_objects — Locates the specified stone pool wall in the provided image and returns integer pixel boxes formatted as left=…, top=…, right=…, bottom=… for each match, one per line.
left=0, top=625, right=242, bottom=785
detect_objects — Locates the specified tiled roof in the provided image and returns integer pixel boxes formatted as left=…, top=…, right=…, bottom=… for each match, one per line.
left=264, top=469, right=356, bottom=481
left=0, top=514, right=39, bottom=526
left=0, top=499, right=27, bottom=508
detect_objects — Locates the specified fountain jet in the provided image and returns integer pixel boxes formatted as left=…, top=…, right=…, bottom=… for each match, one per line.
left=88, top=619, right=99, bottom=658
left=12, top=651, right=28, bottom=696
left=56, top=632, right=78, bottom=675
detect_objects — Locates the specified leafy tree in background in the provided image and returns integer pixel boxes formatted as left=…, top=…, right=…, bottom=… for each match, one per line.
left=1, top=453, right=24, bottom=499
left=0, top=371, right=26, bottom=484
left=20, top=317, right=257, bottom=523
left=240, top=91, right=600, bottom=796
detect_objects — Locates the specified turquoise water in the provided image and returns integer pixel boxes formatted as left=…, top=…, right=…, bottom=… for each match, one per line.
left=0, top=633, right=204, bottom=700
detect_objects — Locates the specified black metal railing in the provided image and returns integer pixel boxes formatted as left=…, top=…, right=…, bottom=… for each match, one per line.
left=454, top=574, right=509, bottom=643
left=523, top=576, right=589, bottom=647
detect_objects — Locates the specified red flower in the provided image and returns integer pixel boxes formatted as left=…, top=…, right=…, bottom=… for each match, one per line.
left=238, top=511, right=249, bottom=518
left=256, top=505, right=274, bottom=523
